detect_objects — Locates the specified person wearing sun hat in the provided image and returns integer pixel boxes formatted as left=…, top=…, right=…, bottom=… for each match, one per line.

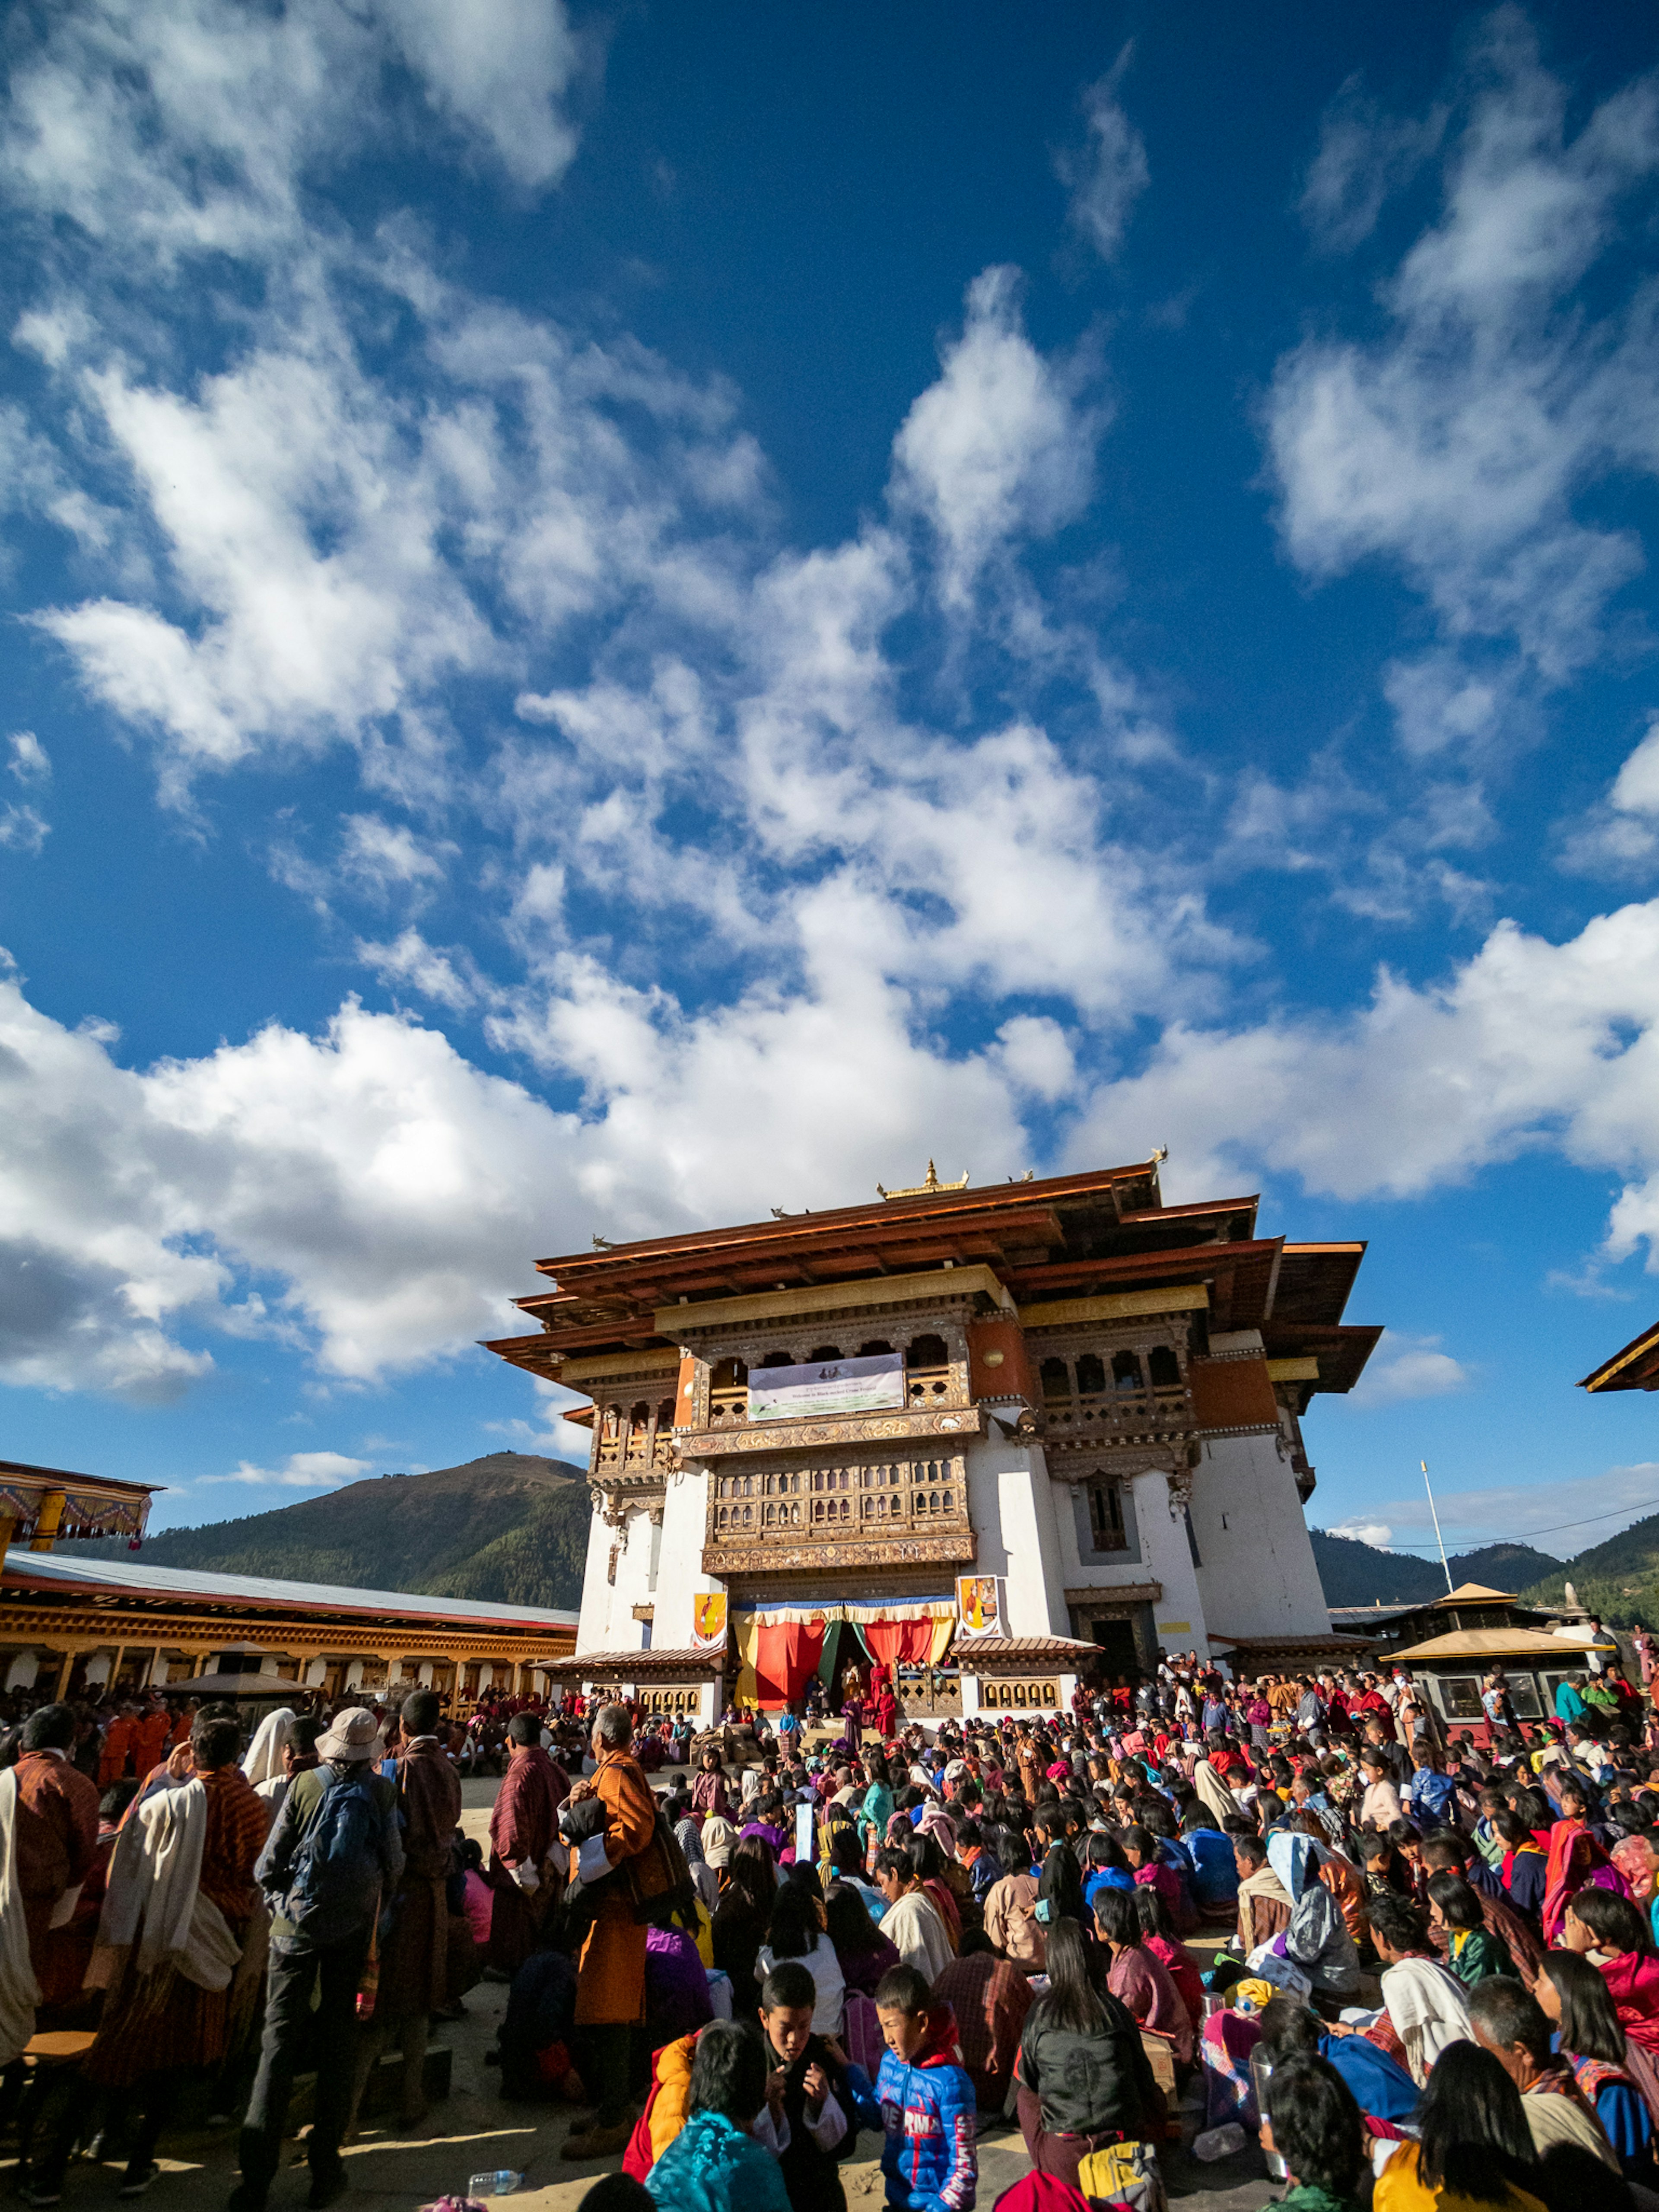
left=238, top=1709, right=403, bottom=2212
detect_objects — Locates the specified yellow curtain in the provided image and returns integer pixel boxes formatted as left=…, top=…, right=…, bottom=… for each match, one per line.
left=732, top=1609, right=760, bottom=1710
left=927, top=1615, right=956, bottom=1664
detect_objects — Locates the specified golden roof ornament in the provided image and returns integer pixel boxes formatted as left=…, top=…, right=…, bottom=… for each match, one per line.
left=877, top=1158, right=970, bottom=1200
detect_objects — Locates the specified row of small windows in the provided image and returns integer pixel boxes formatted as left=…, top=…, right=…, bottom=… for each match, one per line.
left=713, top=1459, right=955, bottom=1500
left=712, top=1486, right=957, bottom=1532
left=1040, top=1347, right=1181, bottom=1401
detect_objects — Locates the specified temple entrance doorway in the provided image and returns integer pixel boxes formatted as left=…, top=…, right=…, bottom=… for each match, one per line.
left=1086, top=1617, right=1140, bottom=1680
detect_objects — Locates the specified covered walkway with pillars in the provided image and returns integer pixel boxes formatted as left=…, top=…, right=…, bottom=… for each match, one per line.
left=1, top=1548, right=578, bottom=1712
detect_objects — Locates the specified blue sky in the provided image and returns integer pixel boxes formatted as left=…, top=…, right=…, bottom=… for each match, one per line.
left=5, top=0, right=1659, bottom=1562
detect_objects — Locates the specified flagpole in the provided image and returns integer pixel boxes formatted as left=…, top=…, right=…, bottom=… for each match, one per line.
left=1421, top=1459, right=1453, bottom=1594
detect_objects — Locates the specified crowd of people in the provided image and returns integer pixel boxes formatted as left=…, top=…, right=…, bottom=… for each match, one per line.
left=5, top=1639, right=1659, bottom=2212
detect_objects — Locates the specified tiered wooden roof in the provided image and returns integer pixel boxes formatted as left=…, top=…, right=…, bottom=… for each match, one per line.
left=485, top=1160, right=1380, bottom=1394
left=1581, top=1320, right=1659, bottom=1394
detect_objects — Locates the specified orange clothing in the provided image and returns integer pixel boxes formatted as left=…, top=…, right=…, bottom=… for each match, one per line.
left=131, top=1713, right=171, bottom=1776
left=98, top=1717, right=137, bottom=1786
left=572, top=1747, right=658, bottom=2027
left=1373, top=2141, right=1545, bottom=2212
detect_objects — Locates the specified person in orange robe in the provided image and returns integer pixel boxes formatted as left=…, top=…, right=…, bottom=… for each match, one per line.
left=98, top=1702, right=138, bottom=1786
left=561, top=1703, right=659, bottom=2163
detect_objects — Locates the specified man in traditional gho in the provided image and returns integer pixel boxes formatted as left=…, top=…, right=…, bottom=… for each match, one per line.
left=351, top=1688, right=462, bottom=2131
left=486, top=1712, right=571, bottom=1973
left=559, top=1701, right=660, bottom=2162
left=86, top=1714, right=269, bottom=2198
left=8, top=1703, right=99, bottom=2017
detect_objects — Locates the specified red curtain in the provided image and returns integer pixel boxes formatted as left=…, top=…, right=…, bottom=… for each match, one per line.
left=753, top=1620, right=826, bottom=1708
left=863, top=1618, right=937, bottom=1668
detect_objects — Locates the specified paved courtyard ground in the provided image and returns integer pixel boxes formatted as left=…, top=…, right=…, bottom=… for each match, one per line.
left=2, top=1773, right=1286, bottom=2212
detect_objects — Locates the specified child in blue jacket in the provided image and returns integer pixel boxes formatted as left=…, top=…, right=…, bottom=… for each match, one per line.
left=872, top=1967, right=976, bottom=2212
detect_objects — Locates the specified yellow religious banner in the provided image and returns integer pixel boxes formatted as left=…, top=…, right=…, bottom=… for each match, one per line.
left=956, top=1574, right=1002, bottom=1636
left=692, top=1591, right=729, bottom=1652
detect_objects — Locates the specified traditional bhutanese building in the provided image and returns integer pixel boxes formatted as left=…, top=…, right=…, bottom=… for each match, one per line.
left=486, top=1158, right=1381, bottom=1720
left=0, top=1458, right=577, bottom=1704
left=1580, top=1322, right=1659, bottom=1395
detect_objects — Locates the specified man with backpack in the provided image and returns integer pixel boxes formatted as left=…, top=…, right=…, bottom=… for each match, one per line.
left=235, top=1708, right=403, bottom=2212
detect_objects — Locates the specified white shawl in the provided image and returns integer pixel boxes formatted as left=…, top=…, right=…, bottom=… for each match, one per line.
left=241, top=1709, right=295, bottom=1791
left=0, top=1768, right=43, bottom=2067
left=1194, top=1758, right=1239, bottom=1825
left=1381, top=1954, right=1472, bottom=2085
left=98, top=1777, right=241, bottom=1992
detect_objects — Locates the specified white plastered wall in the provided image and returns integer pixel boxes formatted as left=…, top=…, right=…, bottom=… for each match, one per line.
left=965, top=1435, right=1070, bottom=1637
left=1130, top=1471, right=1212, bottom=1660
left=653, top=1464, right=713, bottom=1650
left=1189, top=1431, right=1331, bottom=1640
left=573, top=1495, right=655, bottom=1654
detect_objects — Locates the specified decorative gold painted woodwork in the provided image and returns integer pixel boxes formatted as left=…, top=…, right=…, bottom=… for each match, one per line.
left=654, top=1263, right=1013, bottom=1337
left=974, top=1676, right=1062, bottom=1711
left=679, top=1404, right=985, bottom=1459
left=1017, top=1287, right=1209, bottom=1329
left=557, top=1349, right=683, bottom=1387
left=1062, top=1582, right=1163, bottom=1607
left=1265, top=1356, right=1319, bottom=1381
left=703, top=1532, right=976, bottom=1575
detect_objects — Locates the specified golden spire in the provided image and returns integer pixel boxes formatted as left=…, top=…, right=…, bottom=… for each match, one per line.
left=877, top=1158, right=970, bottom=1200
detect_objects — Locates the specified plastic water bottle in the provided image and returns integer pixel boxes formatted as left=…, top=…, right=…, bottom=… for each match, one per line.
left=469, top=2173, right=523, bottom=2197
left=1190, top=2123, right=1245, bottom=2162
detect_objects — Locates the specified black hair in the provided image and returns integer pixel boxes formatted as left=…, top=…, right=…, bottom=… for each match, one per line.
left=1415, top=2041, right=1538, bottom=2203
left=1120, top=1824, right=1156, bottom=1863
left=1566, top=1887, right=1653, bottom=1957
left=1263, top=2053, right=1364, bottom=2199
left=765, top=1882, right=820, bottom=1962
left=760, top=1958, right=817, bottom=2014
left=1467, top=1979, right=1553, bottom=2065
left=1255, top=1996, right=1321, bottom=2062
left=685, top=2018, right=769, bottom=2126
left=995, top=1827, right=1031, bottom=1877
left=507, top=1713, right=540, bottom=1745
left=874, top=1964, right=931, bottom=2016
left=1032, top=1918, right=1106, bottom=2037
left=826, top=1827, right=864, bottom=1877
left=873, top=1846, right=913, bottom=1886
left=1365, top=1891, right=1427, bottom=1957
left=724, top=1835, right=779, bottom=1915
left=1132, top=1885, right=1176, bottom=1943
left=21, top=1703, right=76, bottom=1753
left=1539, top=1950, right=1627, bottom=2066
left=191, top=1716, right=241, bottom=1770
left=1084, top=1830, right=1128, bottom=1873
left=290, top=1715, right=325, bottom=1755
left=1093, top=1887, right=1141, bottom=1949
left=99, top=1778, right=140, bottom=1822
left=576, top=2175, right=655, bottom=2212
left=1033, top=1804, right=1068, bottom=1840
left=401, top=1688, right=442, bottom=1735
left=1425, top=1871, right=1486, bottom=1932
left=1537, top=2142, right=1637, bottom=2212
left=824, top=1881, right=887, bottom=1960
left=1232, top=1832, right=1267, bottom=1869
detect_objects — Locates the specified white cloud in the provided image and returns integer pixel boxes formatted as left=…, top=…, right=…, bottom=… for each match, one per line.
left=206, top=1449, right=370, bottom=1489
left=1348, top=1461, right=1659, bottom=1549
left=1065, top=895, right=1659, bottom=1262
left=1349, top=1331, right=1472, bottom=1407
left=7, top=734, right=49, bottom=783
left=1270, top=13, right=1659, bottom=738
left=356, top=929, right=478, bottom=1012
left=1328, top=1519, right=1395, bottom=1549
left=385, top=0, right=583, bottom=191
left=1300, top=76, right=1446, bottom=254
left=1560, top=715, right=1659, bottom=874
left=1056, top=54, right=1149, bottom=263
left=890, top=267, right=1102, bottom=607
left=0, top=805, right=49, bottom=855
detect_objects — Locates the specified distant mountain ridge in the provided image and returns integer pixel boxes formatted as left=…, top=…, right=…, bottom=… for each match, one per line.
left=1311, top=1529, right=1563, bottom=1608
left=83, top=1452, right=589, bottom=1611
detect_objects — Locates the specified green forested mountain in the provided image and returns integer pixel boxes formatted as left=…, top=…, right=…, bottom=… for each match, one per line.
left=1519, top=1511, right=1659, bottom=1627
left=84, top=1452, right=590, bottom=1609
left=1311, top=1529, right=1562, bottom=1607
